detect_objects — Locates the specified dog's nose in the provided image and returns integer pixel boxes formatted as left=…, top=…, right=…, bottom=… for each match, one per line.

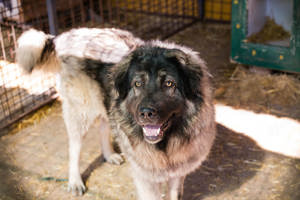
left=139, top=107, right=157, bottom=119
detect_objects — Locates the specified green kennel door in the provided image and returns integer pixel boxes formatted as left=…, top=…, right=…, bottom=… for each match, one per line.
left=231, top=0, right=300, bottom=73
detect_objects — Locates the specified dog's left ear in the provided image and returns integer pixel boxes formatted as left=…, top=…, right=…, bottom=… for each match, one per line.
left=164, top=48, right=203, bottom=101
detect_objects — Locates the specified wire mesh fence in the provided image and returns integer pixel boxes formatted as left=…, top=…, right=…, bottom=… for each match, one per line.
left=203, top=0, right=231, bottom=22
left=0, top=0, right=231, bottom=130
left=0, top=61, right=57, bottom=130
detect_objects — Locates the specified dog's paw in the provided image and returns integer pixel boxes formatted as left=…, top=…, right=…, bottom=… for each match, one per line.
left=105, top=153, right=124, bottom=165
left=68, top=179, right=86, bottom=196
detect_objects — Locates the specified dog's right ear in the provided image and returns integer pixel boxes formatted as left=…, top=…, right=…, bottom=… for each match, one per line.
left=112, top=55, right=132, bottom=101
left=163, top=48, right=204, bottom=102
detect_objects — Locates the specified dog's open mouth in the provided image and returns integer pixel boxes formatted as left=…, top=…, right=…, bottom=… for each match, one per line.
left=142, top=114, right=174, bottom=144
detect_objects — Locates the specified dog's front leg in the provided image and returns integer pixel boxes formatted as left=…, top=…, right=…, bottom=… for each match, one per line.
left=99, top=117, right=124, bottom=165
left=132, top=173, right=162, bottom=200
left=166, top=176, right=185, bottom=200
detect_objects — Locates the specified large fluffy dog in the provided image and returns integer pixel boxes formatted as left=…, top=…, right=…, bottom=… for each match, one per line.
left=108, top=41, right=216, bottom=200
left=17, top=28, right=216, bottom=200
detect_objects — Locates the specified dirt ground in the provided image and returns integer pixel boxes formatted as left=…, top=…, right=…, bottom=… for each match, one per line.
left=0, top=23, right=300, bottom=200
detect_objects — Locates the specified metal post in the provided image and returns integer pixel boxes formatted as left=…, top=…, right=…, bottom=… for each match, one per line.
left=198, top=0, right=205, bottom=21
left=46, top=0, right=58, bottom=35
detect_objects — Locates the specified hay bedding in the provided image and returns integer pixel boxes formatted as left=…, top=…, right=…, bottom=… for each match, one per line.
left=0, top=101, right=59, bottom=137
left=215, top=65, right=300, bottom=118
left=247, top=17, right=291, bottom=44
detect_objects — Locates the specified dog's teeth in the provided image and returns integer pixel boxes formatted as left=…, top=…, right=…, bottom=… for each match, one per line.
left=156, top=128, right=160, bottom=136
left=143, top=126, right=161, bottom=136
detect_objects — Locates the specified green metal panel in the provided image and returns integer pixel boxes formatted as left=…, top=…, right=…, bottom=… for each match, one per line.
left=231, top=0, right=300, bottom=73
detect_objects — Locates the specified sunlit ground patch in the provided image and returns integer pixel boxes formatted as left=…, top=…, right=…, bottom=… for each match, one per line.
left=215, top=104, right=300, bottom=158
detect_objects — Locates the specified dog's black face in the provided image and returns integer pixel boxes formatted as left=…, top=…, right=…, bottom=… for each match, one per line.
left=114, top=46, right=203, bottom=144
left=126, top=51, right=185, bottom=144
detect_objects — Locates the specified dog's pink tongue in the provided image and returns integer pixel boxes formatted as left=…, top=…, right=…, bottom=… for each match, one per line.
left=143, top=125, right=160, bottom=136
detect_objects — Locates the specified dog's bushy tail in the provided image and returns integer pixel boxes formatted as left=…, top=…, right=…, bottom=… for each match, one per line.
left=16, top=29, right=58, bottom=73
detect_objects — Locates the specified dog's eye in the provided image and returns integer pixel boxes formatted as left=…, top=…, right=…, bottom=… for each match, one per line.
left=135, top=81, right=142, bottom=87
left=165, top=80, right=174, bottom=87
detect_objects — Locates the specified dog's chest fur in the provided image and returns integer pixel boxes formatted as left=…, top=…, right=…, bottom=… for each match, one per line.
left=111, top=108, right=214, bottom=182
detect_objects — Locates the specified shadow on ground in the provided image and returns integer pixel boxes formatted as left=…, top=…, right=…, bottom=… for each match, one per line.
left=82, top=155, right=105, bottom=184
left=0, top=147, right=32, bottom=200
left=0, top=87, right=40, bottom=199
left=183, top=124, right=300, bottom=200
left=183, top=124, right=264, bottom=200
